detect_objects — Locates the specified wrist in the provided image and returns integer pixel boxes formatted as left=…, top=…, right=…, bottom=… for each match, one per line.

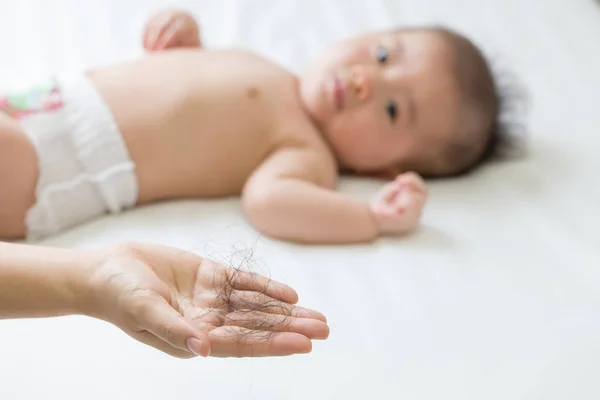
left=66, top=249, right=107, bottom=317
left=367, top=202, right=384, bottom=237
left=75, top=243, right=142, bottom=323
left=32, top=246, right=105, bottom=318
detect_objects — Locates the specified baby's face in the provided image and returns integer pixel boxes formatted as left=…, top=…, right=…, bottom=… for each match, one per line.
left=301, top=29, right=461, bottom=175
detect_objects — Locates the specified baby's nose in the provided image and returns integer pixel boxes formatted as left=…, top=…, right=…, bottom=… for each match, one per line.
left=349, top=65, right=370, bottom=101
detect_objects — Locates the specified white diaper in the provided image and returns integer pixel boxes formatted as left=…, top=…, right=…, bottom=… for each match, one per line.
left=19, top=74, right=138, bottom=240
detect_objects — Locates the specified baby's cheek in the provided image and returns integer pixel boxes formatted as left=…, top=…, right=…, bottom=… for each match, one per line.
left=332, top=113, right=370, bottom=145
left=328, top=107, right=384, bottom=161
left=351, top=111, right=385, bottom=147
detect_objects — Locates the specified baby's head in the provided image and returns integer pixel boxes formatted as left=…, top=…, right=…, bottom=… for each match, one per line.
left=300, top=27, right=502, bottom=178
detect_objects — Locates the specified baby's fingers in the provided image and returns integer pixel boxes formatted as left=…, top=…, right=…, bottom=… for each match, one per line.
left=155, top=17, right=183, bottom=50
left=393, top=192, right=425, bottom=212
left=143, top=12, right=175, bottom=51
left=396, top=173, right=427, bottom=193
left=144, top=21, right=166, bottom=51
left=373, top=183, right=402, bottom=206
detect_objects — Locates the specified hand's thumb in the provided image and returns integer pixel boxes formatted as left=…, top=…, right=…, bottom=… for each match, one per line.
left=138, top=296, right=211, bottom=357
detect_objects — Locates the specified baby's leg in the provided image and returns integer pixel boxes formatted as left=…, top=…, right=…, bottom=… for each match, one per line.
left=0, top=75, right=138, bottom=241
left=0, top=113, right=38, bottom=239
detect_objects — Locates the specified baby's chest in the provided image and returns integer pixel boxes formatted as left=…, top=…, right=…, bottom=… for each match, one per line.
left=180, top=77, right=299, bottom=142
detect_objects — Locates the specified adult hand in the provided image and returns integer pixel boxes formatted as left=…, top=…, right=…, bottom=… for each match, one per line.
left=85, top=242, right=329, bottom=358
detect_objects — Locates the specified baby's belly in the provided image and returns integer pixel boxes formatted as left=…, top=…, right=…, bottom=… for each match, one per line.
left=88, top=70, right=271, bottom=203
left=120, top=117, right=270, bottom=203
left=123, top=121, right=269, bottom=203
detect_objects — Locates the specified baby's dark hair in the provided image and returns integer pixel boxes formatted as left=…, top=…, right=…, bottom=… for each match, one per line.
left=409, top=26, right=524, bottom=177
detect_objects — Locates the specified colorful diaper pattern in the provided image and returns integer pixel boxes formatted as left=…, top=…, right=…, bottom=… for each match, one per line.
left=0, top=79, right=64, bottom=119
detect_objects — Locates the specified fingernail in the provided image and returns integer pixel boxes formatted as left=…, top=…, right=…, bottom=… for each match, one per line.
left=186, top=338, right=205, bottom=357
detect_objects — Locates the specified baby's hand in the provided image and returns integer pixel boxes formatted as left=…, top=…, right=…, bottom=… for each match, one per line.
left=143, top=9, right=202, bottom=52
left=369, top=172, right=428, bottom=236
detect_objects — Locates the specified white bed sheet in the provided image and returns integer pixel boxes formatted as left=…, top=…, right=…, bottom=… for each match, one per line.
left=1, top=0, right=600, bottom=399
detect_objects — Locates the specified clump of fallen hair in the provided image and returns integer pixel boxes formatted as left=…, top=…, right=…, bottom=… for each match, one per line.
left=220, top=248, right=292, bottom=342
left=205, top=240, right=293, bottom=346
left=429, top=26, right=528, bottom=177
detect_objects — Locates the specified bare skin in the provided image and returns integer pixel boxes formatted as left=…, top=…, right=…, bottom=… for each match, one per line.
left=0, top=240, right=329, bottom=358
left=0, top=9, right=461, bottom=243
left=89, top=48, right=331, bottom=203
left=0, top=113, right=37, bottom=237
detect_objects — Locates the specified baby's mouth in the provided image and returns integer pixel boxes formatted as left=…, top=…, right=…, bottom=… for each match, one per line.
left=333, top=77, right=345, bottom=111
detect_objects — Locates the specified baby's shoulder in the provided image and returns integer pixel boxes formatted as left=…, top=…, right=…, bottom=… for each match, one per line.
left=223, top=48, right=293, bottom=77
left=270, top=124, right=338, bottom=188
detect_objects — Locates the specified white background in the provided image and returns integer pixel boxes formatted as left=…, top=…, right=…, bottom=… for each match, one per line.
left=1, top=0, right=599, bottom=399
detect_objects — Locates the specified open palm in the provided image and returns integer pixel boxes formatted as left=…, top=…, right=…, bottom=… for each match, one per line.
left=87, top=242, right=329, bottom=358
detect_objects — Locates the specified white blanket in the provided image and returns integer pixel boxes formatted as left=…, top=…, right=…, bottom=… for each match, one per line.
left=1, top=1, right=600, bottom=399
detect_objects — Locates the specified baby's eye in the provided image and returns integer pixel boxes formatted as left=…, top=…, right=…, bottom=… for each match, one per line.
left=376, top=46, right=389, bottom=64
left=386, top=99, right=398, bottom=122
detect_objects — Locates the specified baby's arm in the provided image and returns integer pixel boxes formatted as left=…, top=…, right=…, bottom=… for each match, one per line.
left=243, top=148, right=427, bottom=244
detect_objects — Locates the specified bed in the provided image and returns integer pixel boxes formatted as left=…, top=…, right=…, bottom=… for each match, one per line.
left=1, top=0, right=599, bottom=399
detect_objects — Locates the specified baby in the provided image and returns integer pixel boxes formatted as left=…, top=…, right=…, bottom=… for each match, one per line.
left=0, top=9, right=501, bottom=244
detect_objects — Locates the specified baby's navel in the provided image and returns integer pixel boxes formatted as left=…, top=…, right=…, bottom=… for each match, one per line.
left=246, top=87, right=260, bottom=99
